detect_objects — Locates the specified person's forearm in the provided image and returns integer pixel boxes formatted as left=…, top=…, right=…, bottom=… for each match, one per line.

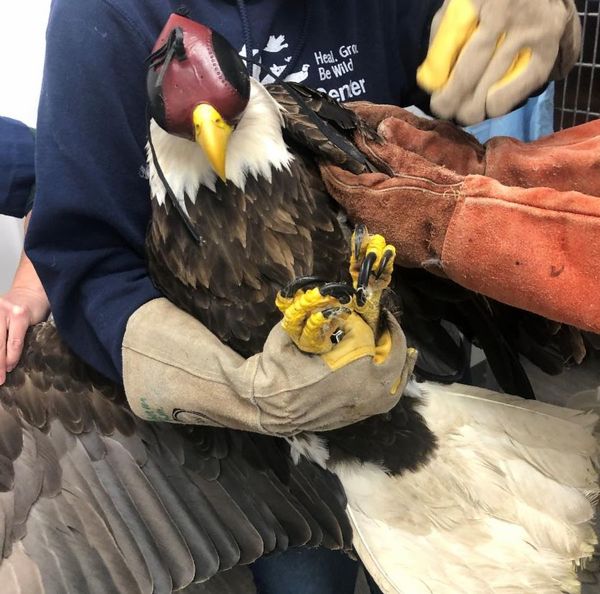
left=10, top=252, right=50, bottom=319
left=321, top=102, right=600, bottom=335
left=0, top=212, right=51, bottom=384
left=24, top=0, right=161, bottom=382
left=0, top=117, right=35, bottom=219
left=9, top=213, right=49, bottom=317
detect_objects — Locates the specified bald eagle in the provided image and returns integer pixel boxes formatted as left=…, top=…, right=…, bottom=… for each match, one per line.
left=0, top=12, right=597, bottom=594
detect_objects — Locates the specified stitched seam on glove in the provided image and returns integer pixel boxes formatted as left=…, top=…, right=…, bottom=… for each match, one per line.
left=122, top=342, right=336, bottom=398
left=247, top=354, right=268, bottom=434
left=462, top=184, right=600, bottom=217
left=322, top=169, right=464, bottom=193
left=122, top=344, right=237, bottom=386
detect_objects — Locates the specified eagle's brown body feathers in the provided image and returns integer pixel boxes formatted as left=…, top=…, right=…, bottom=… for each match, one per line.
left=147, top=148, right=348, bottom=357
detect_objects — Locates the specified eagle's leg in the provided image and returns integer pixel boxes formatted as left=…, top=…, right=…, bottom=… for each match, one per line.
left=350, top=225, right=396, bottom=333
left=276, top=278, right=355, bottom=354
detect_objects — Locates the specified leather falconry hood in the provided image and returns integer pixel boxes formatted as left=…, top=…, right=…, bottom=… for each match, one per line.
left=147, top=13, right=250, bottom=140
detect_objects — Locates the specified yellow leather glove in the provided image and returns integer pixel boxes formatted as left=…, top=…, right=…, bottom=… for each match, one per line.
left=417, top=0, right=581, bottom=125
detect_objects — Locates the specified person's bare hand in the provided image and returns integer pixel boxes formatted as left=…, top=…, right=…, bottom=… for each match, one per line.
left=0, top=262, right=50, bottom=385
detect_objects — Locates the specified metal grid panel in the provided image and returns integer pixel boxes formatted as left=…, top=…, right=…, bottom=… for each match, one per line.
left=554, top=0, right=600, bottom=129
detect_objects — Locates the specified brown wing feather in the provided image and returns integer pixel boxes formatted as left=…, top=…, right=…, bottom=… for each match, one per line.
left=0, top=324, right=352, bottom=592
left=146, top=156, right=348, bottom=357
left=267, top=83, right=378, bottom=175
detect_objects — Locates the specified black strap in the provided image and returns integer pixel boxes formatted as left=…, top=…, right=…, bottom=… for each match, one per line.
left=147, top=27, right=188, bottom=89
left=146, top=106, right=203, bottom=244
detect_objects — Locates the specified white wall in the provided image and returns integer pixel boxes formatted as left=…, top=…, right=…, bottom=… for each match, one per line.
left=0, top=2, right=51, bottom=292
left=0, top=5, right=50, bottom=127
left=0, top=220, right=23, bottom=293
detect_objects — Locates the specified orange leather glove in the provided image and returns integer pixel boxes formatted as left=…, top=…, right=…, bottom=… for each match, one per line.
left=320, top=103, right=600, bottom=334
left=351, top=102, right=600, bottom=196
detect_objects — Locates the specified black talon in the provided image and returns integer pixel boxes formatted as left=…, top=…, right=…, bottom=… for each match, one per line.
left=358, top=252, right=377, bottom=289
left=356, top=286, right=367, bottom=307
left=356, top=252, right=377, bottom=307
left=319, top=283, right=356, bottom=304
left=375, top=248, right=395, bottom=279
left=280, top=276, right=327, bottom=298
left=353, top=224, right=368, bottom=259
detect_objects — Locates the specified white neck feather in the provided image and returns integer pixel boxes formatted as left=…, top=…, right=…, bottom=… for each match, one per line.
left=147, top=79, right=293, bottom=207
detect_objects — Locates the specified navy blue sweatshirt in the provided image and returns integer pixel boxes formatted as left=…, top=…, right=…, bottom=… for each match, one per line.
left=0, top=117, right=35, bottom=219
left=26, top=0, right=442, bottom=382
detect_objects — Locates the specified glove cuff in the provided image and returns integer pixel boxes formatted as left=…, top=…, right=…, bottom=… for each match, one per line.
left=442, top=176, right=600, bottom=333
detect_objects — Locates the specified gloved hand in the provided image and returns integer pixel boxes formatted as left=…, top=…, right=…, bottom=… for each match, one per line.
left=122, top=298, right=416, bottom=436
left=319, top=108, right=600, bottom=334
left=417, top=0, right=581, bottom=124
left=351, top=102, right=600, bottom=196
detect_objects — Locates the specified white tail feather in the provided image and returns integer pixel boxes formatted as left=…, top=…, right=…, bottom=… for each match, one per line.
left=331, top=381, right=599, bottom=594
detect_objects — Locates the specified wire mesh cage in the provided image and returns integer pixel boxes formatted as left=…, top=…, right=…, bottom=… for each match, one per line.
left=555, top=0, right=600, bottom=129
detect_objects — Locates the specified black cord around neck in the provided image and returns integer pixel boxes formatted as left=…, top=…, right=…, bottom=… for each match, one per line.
left=146, top=107, right=203, bottom=244
left=282, top=1, right=311, bottom=79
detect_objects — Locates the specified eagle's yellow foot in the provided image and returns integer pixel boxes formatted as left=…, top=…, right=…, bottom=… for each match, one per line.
left=276, top=277, right=354, bottom=354
left=350, top=224, right=396, bottom=331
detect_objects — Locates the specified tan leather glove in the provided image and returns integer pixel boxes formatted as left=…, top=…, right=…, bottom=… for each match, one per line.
left=418, top=0, right=581, bottom=124
left=122, top=298, right=415, bottom=436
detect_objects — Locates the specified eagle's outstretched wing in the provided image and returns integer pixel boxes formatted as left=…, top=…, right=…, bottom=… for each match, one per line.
left=0, top=323, right=352, bottom=593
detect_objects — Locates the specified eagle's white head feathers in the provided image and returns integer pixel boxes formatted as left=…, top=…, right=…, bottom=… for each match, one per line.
left=147, top=79, right=293, bottom=209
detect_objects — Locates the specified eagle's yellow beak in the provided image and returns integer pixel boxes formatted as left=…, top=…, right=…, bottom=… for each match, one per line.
left=193, top=104, right=233, bottom=182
